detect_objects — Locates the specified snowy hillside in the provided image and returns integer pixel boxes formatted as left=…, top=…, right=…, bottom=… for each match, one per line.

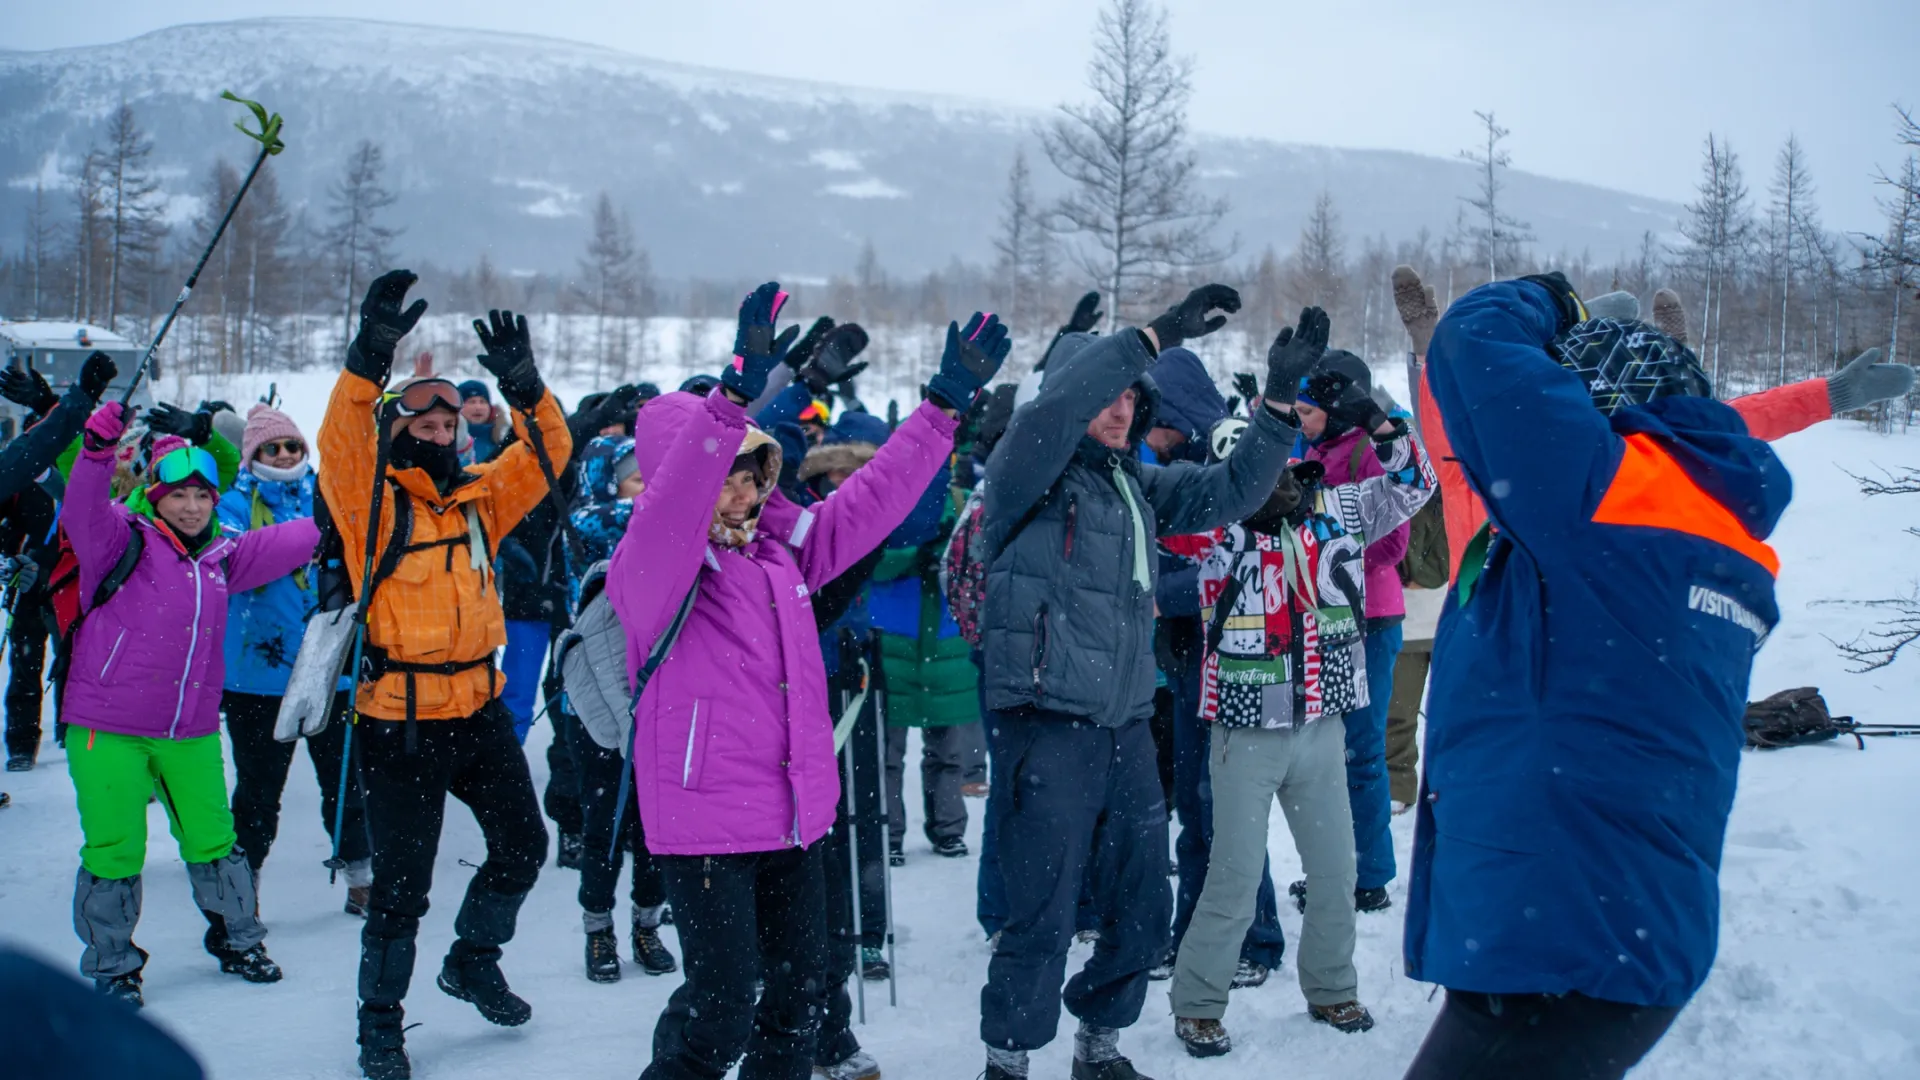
left=0, top=385, right=1916, bottom=1077
left=0, top=18, right=1685, bottom=277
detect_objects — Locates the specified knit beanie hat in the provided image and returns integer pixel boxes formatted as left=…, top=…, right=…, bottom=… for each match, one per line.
left=1551, top=318, right=1712, bottom=416
left=242, top=403, right=304, bottom=463
left=457, top=380, right=491, bottom=404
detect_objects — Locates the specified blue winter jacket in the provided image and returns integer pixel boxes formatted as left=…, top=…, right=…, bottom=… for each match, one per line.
left=218, top=467, right=319, bottom=696
left=1405, top=279, right=1792, bottom=1008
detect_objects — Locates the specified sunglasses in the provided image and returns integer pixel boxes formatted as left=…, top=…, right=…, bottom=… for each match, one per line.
left=382, top=379, right=462, bottom=417
left=257, top=439, right=305, bottom=458
left=151, top=446, right=220, bottom=489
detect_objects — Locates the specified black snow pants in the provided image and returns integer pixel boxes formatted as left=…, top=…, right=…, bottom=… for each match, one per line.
left=817, top=675, right=890, bottom=1068
left=4, top=598, right=49, bottom=760
left=1403, top=989, right=1683, bottom=1080
left=223, top=689, right=370, bottom=872
left=571, top=715, right=666, bottom=917
left=645, top=845, right=828, bottom=1080
left=356, top=700, right=548, bottom=1013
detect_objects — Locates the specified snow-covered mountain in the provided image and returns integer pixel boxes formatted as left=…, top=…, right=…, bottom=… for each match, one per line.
left=0, top=18, right=1684, bottom=278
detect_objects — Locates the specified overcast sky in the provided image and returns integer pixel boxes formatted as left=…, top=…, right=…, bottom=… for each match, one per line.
left=12, top=0, right=1913, bottom=231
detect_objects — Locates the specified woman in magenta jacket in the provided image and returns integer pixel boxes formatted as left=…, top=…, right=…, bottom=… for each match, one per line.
left=607, top=283, right=1009, bottom=1079
left=61, top=402, right=320, bottom=1008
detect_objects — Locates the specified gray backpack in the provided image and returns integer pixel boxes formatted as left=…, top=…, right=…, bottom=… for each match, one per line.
left=557, top=560, right=698, bottom=752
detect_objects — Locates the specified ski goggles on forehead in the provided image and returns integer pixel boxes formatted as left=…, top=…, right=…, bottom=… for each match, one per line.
left=382, top=379, right=462, bottom=417
left=151, top=446, right=220, bottom=489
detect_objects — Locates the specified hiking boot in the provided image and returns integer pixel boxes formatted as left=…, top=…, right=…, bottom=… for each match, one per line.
left=813, top=1048, right=881, bottom=1079
left=632, top=925, right=677, bottom=975
left=585, top=927, right=621, bottom=983
left=860, top=946, right=890, bottom=981
left=1230, top=958, right=1269, bottom=989
left=5, top=752, right=32, bottom=772
left=218, top=942, right=284, bottom=983
left=1309, top=1000, right=1376, bottom=1033
left=930, top=835, right=968, bottom=858
left=1355, top=886, right=1392, bottom=913
left=887, top=842, right=905, bottom=867
left=357, top=1003, right=411, bottom=1080
left=96, top=968, right=144, bottom=1009
left=346, top=886, right=372, bottom=918
left=1070, top=1056, right=1155, bottom=1079
left=437, top=947, right=532, bottom=1026
left=1147, top=947, right=1175, bottom=981
left=555, top=831, right=584, bottom=870
left=1175, top=1016, right=1232, bottom=1057
left=981, top=1068, right=1020, bottom=1080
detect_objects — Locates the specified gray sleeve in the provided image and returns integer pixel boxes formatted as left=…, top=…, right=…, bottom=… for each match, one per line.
left=1139, top=405, right=1297, bottom=537
left=746, top=363, right=797, bottom=416
left=1343, top=428, right=1438, bottom=543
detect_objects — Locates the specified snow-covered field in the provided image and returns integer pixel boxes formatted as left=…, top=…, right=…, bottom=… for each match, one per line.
left=2, top=388, right=1918, bottom=1078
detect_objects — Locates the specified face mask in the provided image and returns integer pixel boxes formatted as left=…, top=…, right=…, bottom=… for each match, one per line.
left=391, top=429, right=463, bottom=485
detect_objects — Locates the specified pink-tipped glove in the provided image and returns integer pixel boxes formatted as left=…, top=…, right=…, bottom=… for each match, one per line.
left=82, top=401, right=131, bottom=452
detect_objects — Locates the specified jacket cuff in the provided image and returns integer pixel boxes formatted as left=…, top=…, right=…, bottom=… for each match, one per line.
left=705, top=386, right=750, bottom=429
left=1250, top=401, right=1301, bottom=443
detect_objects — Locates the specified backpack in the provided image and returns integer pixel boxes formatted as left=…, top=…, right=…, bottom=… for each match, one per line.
left=556, top=560, right=699, bottom=752
left=1743, top=687, right=1858, bottom=750
left=1344, top=436, right=1449, bottom=590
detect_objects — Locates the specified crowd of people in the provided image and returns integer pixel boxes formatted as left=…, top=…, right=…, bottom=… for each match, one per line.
left=0, top=257, right=1911, bottom=1080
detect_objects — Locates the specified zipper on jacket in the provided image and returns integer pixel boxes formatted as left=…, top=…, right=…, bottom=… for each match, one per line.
left=168, top=542, right=217, bottom=739
left=98, top=628, right=127, bottom=680
left=1063, top=495, right=1078, bottom=561
left=1030, top=602, right=1049, bottom=695
left=681, top=701, right=700, bottom=788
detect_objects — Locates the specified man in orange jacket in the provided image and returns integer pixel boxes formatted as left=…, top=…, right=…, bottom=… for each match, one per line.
left=320, top=270, right=572, bottom=1080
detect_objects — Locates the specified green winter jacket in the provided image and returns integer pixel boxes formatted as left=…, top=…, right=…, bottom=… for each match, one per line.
left=871, top=537, right=979, bottom=728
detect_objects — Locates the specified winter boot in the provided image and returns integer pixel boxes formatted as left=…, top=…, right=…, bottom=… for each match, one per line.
left=813, top=1048, right=882, bottom=1079
left=930, top=835, right=968, bottom=858
left=1354, top=886, right=1392, bottom=914
left=357, top=1003, right=411, bottom=1080
left=585, top=926, right=621, bottom=983
left=1073, top=1024, right=1153, bottom=1079
left=632, top=924, right=678, bottom=975
left=1308, top=1000, right=1376, bottom=1034
left=1174, top=1016, right=1231, bottom=1058
left=190, top=851, right=276, bottom=980
left=1231, top=958, right=1269, bottom=989
left=218, top=942, right=284, bottom=983
left=438, top=878, right=533, bottom=1025
left=887, top=841, right=904, bottom=867
left=74, top=870, right=144, bottom=991
left=1070, top=1057, right=1155, bottom=1079
left=860, top=946, right=891, bottom=982
left=555, top=831, right=584, bottom=870
left=6, top=751, right=32, bottom=771
left=1147, top=947, right=1175, bottom=981
left=94, top=945, right=149, bottom=1009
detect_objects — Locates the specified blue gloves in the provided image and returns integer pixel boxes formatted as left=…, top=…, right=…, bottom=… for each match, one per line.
left=722, top=281, right=799, bottom=402
left=926, top=312, right=1012, bottom=413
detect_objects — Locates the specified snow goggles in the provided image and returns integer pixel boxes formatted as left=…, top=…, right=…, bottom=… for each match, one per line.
left=383, top=378, right=462, bottom=417
left=150, top=445, right=220, bottom=490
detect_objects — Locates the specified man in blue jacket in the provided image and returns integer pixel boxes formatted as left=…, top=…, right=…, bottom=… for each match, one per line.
left=1403, top=274, right=1791, bottom=1078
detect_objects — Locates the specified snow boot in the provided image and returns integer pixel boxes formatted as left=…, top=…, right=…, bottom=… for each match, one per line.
left=1231, top=958, right=1269, bottom=989
left=357, top=1003, right=411, bottom=1080
left=94, top=946, right=149, bottom=1010
left=1070, top=1056, right=1155, bottom=1080
left=1309, top=1000, right=1376, bottom=1034
left=813, top=1049, right=882, bottom=1079
left=6, top=752, right=32, bottom=771
left=555, top=831, right=584, bottom=870
left=887, top=841, right=904, bottom=867
left=346, top=886, right=372, bottom=918
left=1174, top=1016, right=1231, bottom=1058
left=585, top=927, right=621, bottom=983
left=219, top=942, right=284, bottom=983
left=1354, top=886, right=1392, bottom=914
left=438, top=942, right=532, bottom=1026
left=930, top=835, right=968, bottom=858
left=860, top=946, right=891, bottom=982
left=632, top=925, right=678, bottom=975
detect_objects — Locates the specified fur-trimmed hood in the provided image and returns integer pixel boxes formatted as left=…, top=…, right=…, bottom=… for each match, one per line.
left=798, top=441, right=878, bottom=482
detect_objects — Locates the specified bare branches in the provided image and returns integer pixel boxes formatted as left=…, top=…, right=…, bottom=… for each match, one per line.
left=1457, top=110, right=1533, bottom=282
left=1819, top=592, right=1920, bottom=672
left=1842, top=463, right=1920, bottom=496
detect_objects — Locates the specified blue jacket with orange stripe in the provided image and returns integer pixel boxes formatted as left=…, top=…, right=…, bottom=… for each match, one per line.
left=1405, top=279, right=1792, bottom=1007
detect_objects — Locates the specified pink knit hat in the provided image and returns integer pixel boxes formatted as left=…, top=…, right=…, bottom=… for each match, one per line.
left=242, top=403, right=305, bottom=463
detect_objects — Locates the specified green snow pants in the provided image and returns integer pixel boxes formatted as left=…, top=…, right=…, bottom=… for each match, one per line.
left=67, top=726, right=238, bottom=880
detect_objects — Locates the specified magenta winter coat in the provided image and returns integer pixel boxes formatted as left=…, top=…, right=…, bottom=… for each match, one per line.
left=608, top=389, right=957, bottom=856
left=1308, top=426, right=1411, bottom=621
left=61, top=442, right=321, bottom=741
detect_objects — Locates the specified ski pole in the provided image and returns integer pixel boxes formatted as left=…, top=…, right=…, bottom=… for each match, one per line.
left=840, top=724, right=866, bottom=1025
left=330, top=394, right=396, bottom=877
left=121, top=92, right=284, bottom=406
left=874, top=682, right=897, bottom=1007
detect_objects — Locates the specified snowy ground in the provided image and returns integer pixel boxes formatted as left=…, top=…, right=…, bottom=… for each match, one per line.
left=2, top=390, right=1919, bottom=1078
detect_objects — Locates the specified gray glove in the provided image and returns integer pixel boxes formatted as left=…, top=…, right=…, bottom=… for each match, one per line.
left=1827, top=348, right=1915, bottom=414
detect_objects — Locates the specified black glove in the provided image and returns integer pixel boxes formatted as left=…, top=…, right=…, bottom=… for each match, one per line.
left=1064, top=291, right=1103, bottom=334
left=349, top=270, right=429, bottom=383
left=926, top=313, right=1012, bottom=412
left=722, top=282, right=799, bottom=403
left=1147, top=284, right=1241, bottom=351
left=1518, top=272, right=1587, bottom=335
left=1304, top=371, right=1389, bottom=434
left=78, top=351, right=118, bottom=403
left=1264, top=307, right=1331, bottom=404
left=595, top=383, right=644, bottom=433
left=799, top=324, right=870, bottom=396
left=0, top=361, right=58, bottom=415
left=784, top=316, right=836, bottom=373
left=146, top=403, right=215, bottom=446
left=1231, top=372, right=1261, bottom=407
left=472, top=309, right=545, bottom=411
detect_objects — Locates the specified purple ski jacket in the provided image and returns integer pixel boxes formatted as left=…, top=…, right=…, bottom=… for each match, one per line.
left=62, top=441, right=320, bottom=741
left=608, top=389, right=957, bottom=856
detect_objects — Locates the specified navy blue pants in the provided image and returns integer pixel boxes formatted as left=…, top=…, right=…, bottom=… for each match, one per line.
left=980, top=711, right=1172, bottom=1052
left=1350, top=626, right=1402, bottom=891
left=1168, top=664, right=1285, bottom=967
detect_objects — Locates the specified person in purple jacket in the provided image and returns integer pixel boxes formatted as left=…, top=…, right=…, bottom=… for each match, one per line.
left=607, top=282, right=1010, bottom=1079
left=61, top=401, right=320, bottom=1009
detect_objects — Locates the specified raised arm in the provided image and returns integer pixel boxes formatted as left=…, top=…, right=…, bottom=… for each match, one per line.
left=1141, top=405, right=1295, bottom=537
left=225, top=517, right=321, bottom=594
left=63, top=403, right=136, bottom=599
left=0, top=353, right=114, bottom=505
left=790, top=400, right=957, bottom=590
